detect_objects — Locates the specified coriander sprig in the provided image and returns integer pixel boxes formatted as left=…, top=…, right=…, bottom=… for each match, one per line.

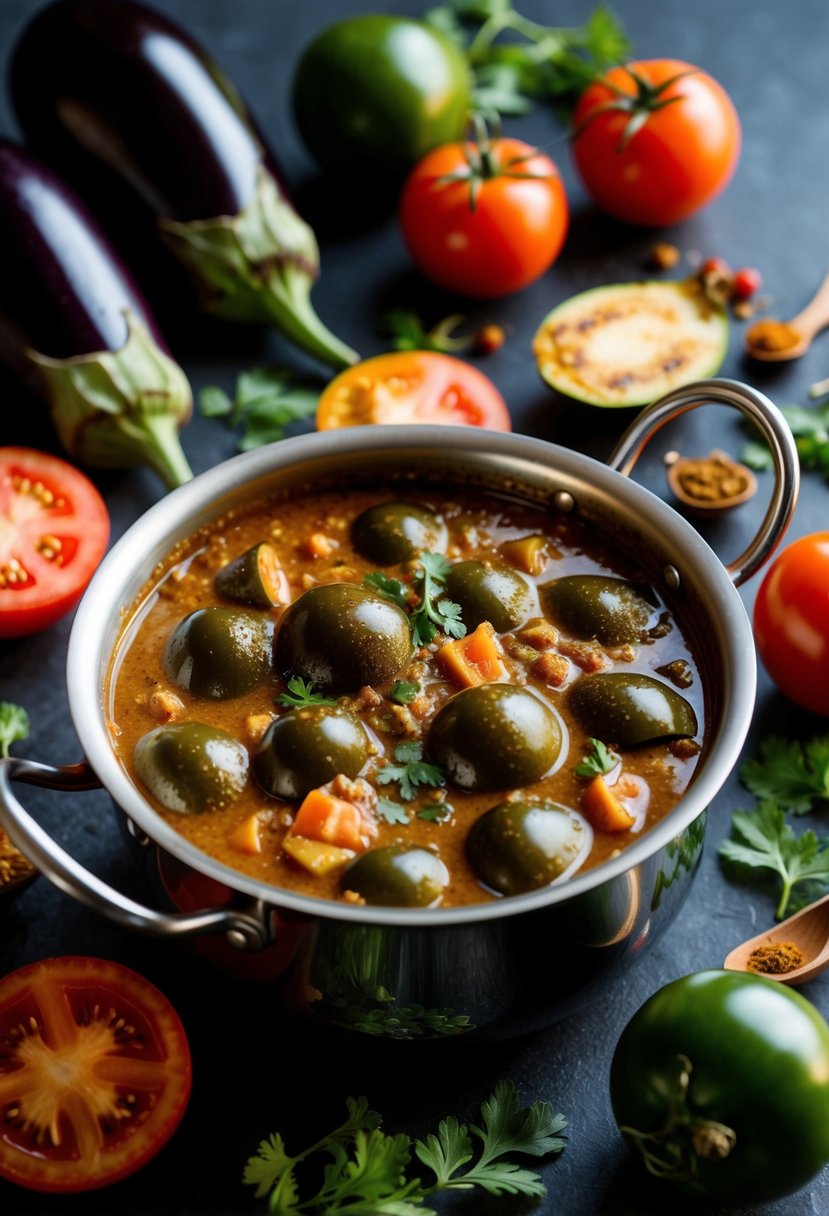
left=376, top=741, right=445, bottom=802
left=0, top=702, right=29, bottom=759
left=200, top=367, right=320, bottom=451
left=389, top=680, right=421, bottom=706
left=718, top=801, right=829, bottom=920
left=276, top=677, right=337, bottom=710
left=410, top=553, right=466, bottom=646
left=243, top=1081, right=566, bottom=1214
left=742, top=398, right=829, bottom=484
left=573, top=738, right=619, bottom=780
left=740, top=734, right=829, bottom=814
left=363, top=571, right=411, bottom=609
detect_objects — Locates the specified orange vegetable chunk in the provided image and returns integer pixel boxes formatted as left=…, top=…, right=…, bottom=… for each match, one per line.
left=291, top=787, right=372, bottom=851
left=437, top=620, right=505, bottom=687
left=581, top=774, right=636, bottom=833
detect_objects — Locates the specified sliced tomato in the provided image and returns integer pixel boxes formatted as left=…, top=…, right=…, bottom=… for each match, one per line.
left=315, top=352, right=511, bottom=431
left=0, top=448, right=109, bottom=639
left=0, top=956, right=191, bottom=1193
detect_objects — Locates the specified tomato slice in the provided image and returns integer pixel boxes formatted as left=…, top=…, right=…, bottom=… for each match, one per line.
left=0, top=448, right=110, bottom=639
left=315, top=352, right=512, bottom=431
left=0, top=956, right=191, bottom=1193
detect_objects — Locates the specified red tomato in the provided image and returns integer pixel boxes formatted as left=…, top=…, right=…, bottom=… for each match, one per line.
left=0, top=956, right=191, bottom=1193
left=0, top=448, right=109, bottom=639
left=572, top=60, right=741, bottom=227
left=316, top=352, right=511, bottom=430
left=754, top=533, right=829, bottom=716
left=399, top=137, right=568, bottom=297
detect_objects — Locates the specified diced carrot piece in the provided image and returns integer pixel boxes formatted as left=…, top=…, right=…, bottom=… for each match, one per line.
left=227, top=812, right=266, bottom=856
left=581, top=775, right=636, bottom=833
left=437, top=621, right=505, bottom=687
left=291, top=788, right=371, bottom=851
left=283, top=835, right=356, bottom=876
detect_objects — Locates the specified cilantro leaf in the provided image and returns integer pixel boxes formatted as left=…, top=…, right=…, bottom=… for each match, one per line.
left=364, top=572, right=411, bottom=610
left=0, top=702, right=29, bottom=759
left=389, top=681, right=420, bottom=705
left=718, top=801, right=829, bottom=919
left=741, top=399, right=829, bottom=484
left=276, top=677, right=338, bottom=710
left=376, top=797, right=411, bottom=826
left=376, top=742, right=446, bottom=802
left=417, top=803, right=453, bottom=823
left=410, top=553, right=467, bottom=647
left=573, top=738, right=618, bottom=780
left=199, top=367, right=320, bottom=452
left=243, top=1131, right=297, bottom=1200
left=741, top=734, right=829, bottom=814
left=383, top=309, right=473, bottom=354
left=414, top=1116, right=474, bottom=1188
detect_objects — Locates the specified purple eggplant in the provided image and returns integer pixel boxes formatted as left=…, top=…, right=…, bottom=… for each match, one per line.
left=10, top=0, right=358, bottom=370
left=0, top=139, right=192, bottom=489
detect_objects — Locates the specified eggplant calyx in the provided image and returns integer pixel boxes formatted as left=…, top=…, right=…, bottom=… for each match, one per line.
left=160, top=165, right=359, bottom=371
left=28, top=312, right=194, bottom=491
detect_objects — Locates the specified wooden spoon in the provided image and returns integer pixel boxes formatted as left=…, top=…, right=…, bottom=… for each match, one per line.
left=723, top=891, right=829, bottom=986
left=744, top=270, right=829, bottom=361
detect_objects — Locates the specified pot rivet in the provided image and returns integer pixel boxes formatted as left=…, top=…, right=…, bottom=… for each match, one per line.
left=553, top=490, right=575, bottom=513
left=664, top=565, right=681, bottom=590
left=226, top=929, right=250, bottom=951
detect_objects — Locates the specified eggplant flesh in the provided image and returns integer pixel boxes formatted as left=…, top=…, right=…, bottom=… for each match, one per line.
left=10, top=0, right=265, bottom=222
left=0, top=138, right=163, bottom=364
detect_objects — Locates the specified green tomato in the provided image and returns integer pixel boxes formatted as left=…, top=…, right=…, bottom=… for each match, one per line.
left=610, top=970, right=829, bottom=1204
left=292, top=15, right=472, bottom=174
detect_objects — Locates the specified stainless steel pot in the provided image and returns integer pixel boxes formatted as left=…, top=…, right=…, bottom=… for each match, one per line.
left=0, top=379, right=799, bottom=1040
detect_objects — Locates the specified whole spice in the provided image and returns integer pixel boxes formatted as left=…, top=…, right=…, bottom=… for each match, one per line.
left=745, top=317, right=802, bottom=353
left=0, top=830, right=35, bottom=893
left=746, top=941, right=805, bottom=975
left=666, top=450, right=756, bottom=507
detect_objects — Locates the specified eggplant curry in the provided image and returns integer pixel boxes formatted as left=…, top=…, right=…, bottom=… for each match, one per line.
left=109, top=485, right=704, bottom=908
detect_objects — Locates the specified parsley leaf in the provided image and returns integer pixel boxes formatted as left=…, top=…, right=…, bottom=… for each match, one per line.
left=199, top=367, right=320, bottom=451
left=740, top=734, right=829, bottom=814
left=276, top=676, right=338, bottom=710
left=376, top=797, right=411, bottom=826
left=364, top=572, right=411, bottom=610
left=718, top=801, right=829, bottom=919
left=376, top=742, right=445, bottom=802
left=245, top=1082, right=566, bottom=1213
left=573, top=738, right=619, bottom=779
left=410, top=553, right=467, bottom=646
left=389, top=681, right=420, bottom=706
left=0, top=702, right=29, bottom=759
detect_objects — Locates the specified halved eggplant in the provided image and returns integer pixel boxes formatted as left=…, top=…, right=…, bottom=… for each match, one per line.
left=533, top=279, right=728, bottom=408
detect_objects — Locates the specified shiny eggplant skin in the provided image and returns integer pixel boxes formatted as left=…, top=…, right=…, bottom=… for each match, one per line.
left=0, top=138, right=164, bottom=367
left=9, top=0, right=272, bottom=222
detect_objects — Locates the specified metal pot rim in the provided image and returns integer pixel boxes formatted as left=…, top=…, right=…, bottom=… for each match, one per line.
left=66, top=420, right=758, bottom=927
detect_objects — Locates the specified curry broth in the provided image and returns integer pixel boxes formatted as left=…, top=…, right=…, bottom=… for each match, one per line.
left=109, top=485, right=704, bottom=907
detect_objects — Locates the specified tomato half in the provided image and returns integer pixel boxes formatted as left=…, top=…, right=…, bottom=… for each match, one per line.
left=0, top=956, right=191, bottom=1193
left=316, top=353, right=511, bottom=431
left=399, top=137, right=568, bottom=297
left=611, top=970, right=829, bottom=1204
left=753, top=532, right=829, bottom=716
left=0, top=448, right=109, bottom=639
left=572, top=60, right=741, bottom=226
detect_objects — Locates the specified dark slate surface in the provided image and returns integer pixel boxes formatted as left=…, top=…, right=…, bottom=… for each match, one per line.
left=1, top=0, right=829, bottom=1212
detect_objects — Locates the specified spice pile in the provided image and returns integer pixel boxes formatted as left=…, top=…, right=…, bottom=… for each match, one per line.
left=746, top=941, right=805, bottom=975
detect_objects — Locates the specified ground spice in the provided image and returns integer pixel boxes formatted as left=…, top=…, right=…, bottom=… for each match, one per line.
left=745, top=317, right=802, bottom=353
left=668, top=450, right=754, bottom=505
left=746, top=941, right=805, bottom=975
left=0, top=828, right=35, bottom=892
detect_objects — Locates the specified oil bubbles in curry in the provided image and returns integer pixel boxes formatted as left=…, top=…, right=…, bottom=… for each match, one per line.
left=109, top=487, right=703, bottom=908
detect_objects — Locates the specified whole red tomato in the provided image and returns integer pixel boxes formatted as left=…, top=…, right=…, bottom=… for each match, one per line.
left=753, top=532, right=829, bottom=716
left=399, top=136, right=568, bottom=297
left=572, top=59, right=741, bottom=226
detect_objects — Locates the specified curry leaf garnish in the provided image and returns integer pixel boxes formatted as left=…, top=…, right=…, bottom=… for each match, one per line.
left=376, top=797, right=411, bottom=826
left=0, top=702, right=29, bottom=760
left=718, top=801, right=829, bottom=919
left=740, top=734, right=829, bottom=814
left=364, top=571, right=411, bottom=609
left=425, top=1, right=630, bottom=118
left=389, top=681, right=421, bottom=705
left=276, top=676, right=338, bottom=710
left=410, top=553, right=467, bottom=646
left=199, top=367, right=320, bottom=451
left=244, top=1082, right=566, bottom=1213
left=376, top=742, right=445, bottom=802
left=573, top=738, right=619, bottom=780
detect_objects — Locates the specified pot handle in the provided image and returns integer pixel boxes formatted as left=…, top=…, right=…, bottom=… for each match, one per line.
left=606, top=377, right=799, bottom=586
left=0, top=757, right=275, bottom=951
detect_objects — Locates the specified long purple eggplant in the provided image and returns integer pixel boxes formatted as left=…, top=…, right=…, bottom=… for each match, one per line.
left=11, top=0, right=358, bottom=371
left=0, top=139, right=192, bottom=489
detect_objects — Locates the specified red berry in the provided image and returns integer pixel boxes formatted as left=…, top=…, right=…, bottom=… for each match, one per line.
left=731, top=267, right=763, bottom=302
left=699, top=256, right=732, bottom=279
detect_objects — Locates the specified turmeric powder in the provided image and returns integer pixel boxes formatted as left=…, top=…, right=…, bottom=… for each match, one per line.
left=745, top=317, right=802, bottom=353
left=746, top=941, right=805, bottom=975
